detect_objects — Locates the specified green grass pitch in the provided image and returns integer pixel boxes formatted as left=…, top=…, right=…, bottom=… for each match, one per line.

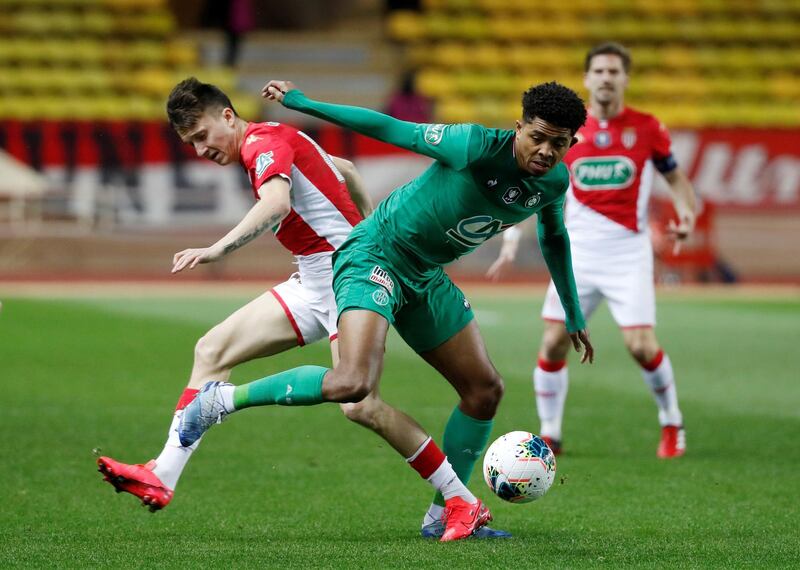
left=1, top=289, right=798, bottom=568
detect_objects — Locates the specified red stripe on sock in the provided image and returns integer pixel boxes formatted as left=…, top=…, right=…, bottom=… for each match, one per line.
left=175, top=388, right=199, bottom=411
left=538, top=357, right=566, bottom=372
left=407, top=439, right=446, bottom=480
left=642, top=350, right=665, bottom=372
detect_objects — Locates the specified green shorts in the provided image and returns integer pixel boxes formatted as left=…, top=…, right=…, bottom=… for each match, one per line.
left=332, top=235, right=474, bottom=354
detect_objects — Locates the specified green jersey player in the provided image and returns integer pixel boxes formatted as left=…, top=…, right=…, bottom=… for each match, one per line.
left=179, top=80, right=594, bottom=541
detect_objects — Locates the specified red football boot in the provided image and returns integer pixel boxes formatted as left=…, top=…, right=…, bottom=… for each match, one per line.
left=440, top=497, right=492, bottom=542
left=97, top=456, right=173, bottom=512
left=541, top=435, right=562, bottom=456
left=657, top=425, right=686, bottom=459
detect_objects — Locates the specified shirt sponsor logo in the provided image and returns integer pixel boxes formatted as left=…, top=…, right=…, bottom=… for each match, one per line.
left=502, top=187, right=521, bottom=204
left=622, top=128, right=637, bottom=149
left=525, top=193, right=542, bottom=208
left=424, top=124, right=446, bottom=146
left=368, top=265, right=394, bottom=294
left=245, top=134, right=262, bottom=145
left=446, top=215, right=514, bottom=247
left=372, top=289, right=390, bottom=307
left=255, top=151, right=274, bottom=178
left=572, top=156, right=637, bottom=190
left=594, top=131, right=611, bottom=148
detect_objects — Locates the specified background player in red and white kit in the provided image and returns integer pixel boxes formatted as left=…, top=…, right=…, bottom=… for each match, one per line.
left=97, top=77, right=372, bottom=508
left=489, top=43, right=697, bottom=458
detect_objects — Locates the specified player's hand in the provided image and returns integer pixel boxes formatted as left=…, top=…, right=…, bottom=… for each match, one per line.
left=485, top=253, right=514, bottom=282
left=261, top=80, right=297, bottom=103
left=171, top=247, right=222, bottom=274
left=667, top=211, right=695, bottom=255
left=569, top=328, right=594, bottom=364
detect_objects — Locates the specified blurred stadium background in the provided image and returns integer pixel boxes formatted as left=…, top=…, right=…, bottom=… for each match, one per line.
left=0, top=0, right=798, bottom=282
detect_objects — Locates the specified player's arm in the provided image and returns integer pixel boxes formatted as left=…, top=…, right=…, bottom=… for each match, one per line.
left=536, top=199, right=594, bottom=363
left=331, top=156, right=373, bottom=218
left=486, top=224, right=526, bottom=281
left=263, top=80, right=481, bottom=170
left=171, top=177, right=291, bottom=273
left=661, top=166, right=698, bottom=255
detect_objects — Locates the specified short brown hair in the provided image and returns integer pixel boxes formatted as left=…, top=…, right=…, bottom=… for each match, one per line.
left=585, top=42, right=632, bottom=73
left=166, top=77, right=237, bottom=133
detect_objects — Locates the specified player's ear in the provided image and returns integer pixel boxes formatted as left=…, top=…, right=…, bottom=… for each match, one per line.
left=223, top=107, right=235, bottom=125
left=515, top=119, right=523, bottom=133
left=570, top=136, right=579, bottom=148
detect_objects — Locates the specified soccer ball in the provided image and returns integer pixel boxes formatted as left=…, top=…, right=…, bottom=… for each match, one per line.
left=483, top=431, right=556, bottom=503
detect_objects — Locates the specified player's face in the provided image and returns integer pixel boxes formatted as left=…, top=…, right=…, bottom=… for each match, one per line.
left=179, top=108, right=238, bottom=165
left=584, top=54, right=628, bottom=105
left=514, top=118, right=576, bottom=176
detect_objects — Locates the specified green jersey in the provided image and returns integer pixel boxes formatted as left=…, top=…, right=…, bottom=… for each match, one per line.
left=283, top=90, right=585, bottom=332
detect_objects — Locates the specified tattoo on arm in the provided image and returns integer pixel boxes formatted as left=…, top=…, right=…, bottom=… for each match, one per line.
left=222, top=212, right=284, bottom=255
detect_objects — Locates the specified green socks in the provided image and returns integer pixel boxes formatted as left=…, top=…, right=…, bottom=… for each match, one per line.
left=233, top=365, right=327, bottom=410
left=433, top=406, right=494, bottom=507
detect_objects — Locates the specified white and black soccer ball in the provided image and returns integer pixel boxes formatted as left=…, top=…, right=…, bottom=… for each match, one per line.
left=483, top=431, right=557, bottom=503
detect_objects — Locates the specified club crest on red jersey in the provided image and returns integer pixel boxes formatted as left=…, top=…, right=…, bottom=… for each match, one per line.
left=622, top=128, right=637, bottom=149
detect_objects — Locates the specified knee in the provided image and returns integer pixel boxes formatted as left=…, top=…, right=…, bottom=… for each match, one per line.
left=194, top=334, right=225, bottom=369
left=540, top=326, right=571, bottom=362
left=327, top=367, right=374, bottom=403
left=462, top=372, right=504, bottom=416
left=627, top=339, right=660, bottom=367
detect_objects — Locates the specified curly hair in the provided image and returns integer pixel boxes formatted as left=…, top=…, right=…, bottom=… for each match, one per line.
left=521, top=82, right=587, bottom=135
left=166, top=77, right=238, bottom=133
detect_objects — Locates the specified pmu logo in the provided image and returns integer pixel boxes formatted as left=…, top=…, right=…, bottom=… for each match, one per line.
left=446, top=215, right=513, bottom=247
left=572, top=156, right=636, bottom=191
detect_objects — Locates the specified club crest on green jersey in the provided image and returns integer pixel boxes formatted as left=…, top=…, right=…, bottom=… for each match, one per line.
left=424, top=124, right=446, bottom=146
left=446, top=215, right=513, bottom=247
left=372, top=289, right=390, bottom=306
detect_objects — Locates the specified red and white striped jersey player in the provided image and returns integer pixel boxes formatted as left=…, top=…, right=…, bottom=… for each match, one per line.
left=488, top=43, right=697, bottom=459
left=98, top=78, right=372, bottom=510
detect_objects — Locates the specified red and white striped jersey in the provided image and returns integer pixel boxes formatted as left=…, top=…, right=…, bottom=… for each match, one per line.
left=239, top=121, right=362, bottom=256
left=563, top=107, right=673, bottom=250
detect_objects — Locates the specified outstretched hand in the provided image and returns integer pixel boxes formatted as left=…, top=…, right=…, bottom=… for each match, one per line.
left=485, top=253, right=514, bottom=282
left=261, top=80, right=297, bottom=104
left=171, top=247, right=222, bottom=274
left=569, top=328, right=594, bottom=364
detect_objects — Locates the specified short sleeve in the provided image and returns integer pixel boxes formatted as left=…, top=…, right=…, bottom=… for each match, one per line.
left=244, top=138, right=295, bottom=197
left=409, top=123, right=489, bottom=170
left=651, top=118, right=673, bottom=161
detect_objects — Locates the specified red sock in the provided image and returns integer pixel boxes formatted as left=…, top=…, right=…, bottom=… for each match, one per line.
left=175, top=388, right=199, bottom=411
left=406, top=437, right=446, bottom=479
left=642, top=350, right=664, bottom=372
left=538, top=357, right=566, bottom=372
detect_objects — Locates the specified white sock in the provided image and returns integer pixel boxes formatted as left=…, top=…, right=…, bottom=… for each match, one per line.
left=422, top=503, right=445, bottom=527
left=534, top=361, right=568, bottom=439
left=151, top=411, right=200, bottom=490
left=219, top=383, right=236, bottom=413
left=641, top=353, right=682, bottom=426
left=428, top=460, right=477, bottom=503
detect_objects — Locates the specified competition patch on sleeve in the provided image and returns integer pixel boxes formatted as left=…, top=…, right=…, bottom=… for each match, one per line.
left=424, top=124, right=446, bottom=146
left=255, top=151, right=274, bottom=178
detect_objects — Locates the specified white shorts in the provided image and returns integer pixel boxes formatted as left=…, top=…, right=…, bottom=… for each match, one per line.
left=541, top=244, right=656, bottom=328
left=270, top=253, right=338, bottom=346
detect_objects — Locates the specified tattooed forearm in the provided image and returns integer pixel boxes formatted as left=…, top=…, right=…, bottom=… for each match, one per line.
left=222, top=213, right=283, bottom=255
